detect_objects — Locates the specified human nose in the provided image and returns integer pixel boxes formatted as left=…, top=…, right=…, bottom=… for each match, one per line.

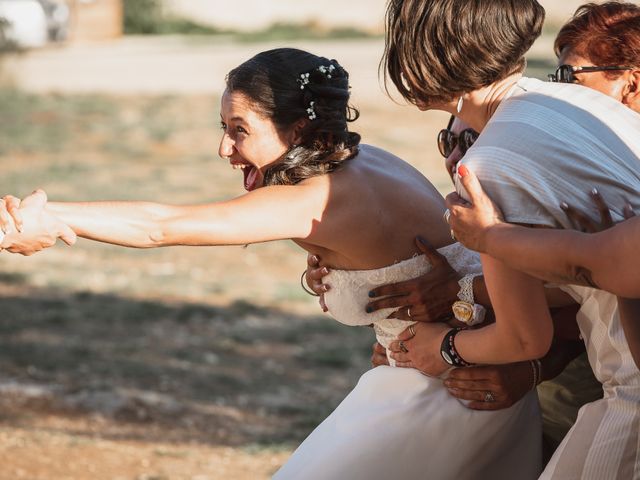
left=218, top=132, right=234, bottom=158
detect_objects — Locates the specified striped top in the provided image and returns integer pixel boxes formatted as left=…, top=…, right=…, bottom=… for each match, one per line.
left=458, top=77, right=640, bottom=480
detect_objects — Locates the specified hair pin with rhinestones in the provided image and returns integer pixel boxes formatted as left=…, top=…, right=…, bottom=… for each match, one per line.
left=306, top=101, right=316, bottom=120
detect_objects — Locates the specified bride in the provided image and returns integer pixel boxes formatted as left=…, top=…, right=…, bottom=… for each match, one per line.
left=0, top=48, right=541, bottom=479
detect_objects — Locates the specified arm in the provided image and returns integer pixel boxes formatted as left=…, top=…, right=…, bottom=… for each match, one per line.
left=447, top=167, right=640, bottom=298
left=7, top=184, right=326, bottom=252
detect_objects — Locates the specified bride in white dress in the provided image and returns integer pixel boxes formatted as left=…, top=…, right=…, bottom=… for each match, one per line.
left=0, top=48, right=541, bottom=479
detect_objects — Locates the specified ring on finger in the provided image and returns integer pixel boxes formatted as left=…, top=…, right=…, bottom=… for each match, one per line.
left=408, top=324, right=416, bottom=338
left=407, top=306, right=412, bottom=319
left=443, top=209, right=451, bottom=225
left=399, top=340, right=409, bottom=353
left=450, top=229, right=456, bottom=241
left=484, top=391, right=496, bottom=403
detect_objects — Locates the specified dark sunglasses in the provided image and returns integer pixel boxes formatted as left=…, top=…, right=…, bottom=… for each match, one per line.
left=437, top=115, right=480, bottom=158
left=548, top=64, right=634, bottom=84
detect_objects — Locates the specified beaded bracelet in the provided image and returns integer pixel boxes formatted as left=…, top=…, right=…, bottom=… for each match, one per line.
left=440, top=328, right=474, bottom=367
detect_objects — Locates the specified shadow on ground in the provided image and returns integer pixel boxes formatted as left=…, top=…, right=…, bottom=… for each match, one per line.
left=0, top=282, right=374, bottom=449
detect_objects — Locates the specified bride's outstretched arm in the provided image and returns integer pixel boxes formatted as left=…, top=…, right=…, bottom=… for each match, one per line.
left=2, top=184, right=325, bottom=253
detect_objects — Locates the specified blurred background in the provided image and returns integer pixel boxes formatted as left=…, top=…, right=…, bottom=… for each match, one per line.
left=0, top=1, right=605, bottom=478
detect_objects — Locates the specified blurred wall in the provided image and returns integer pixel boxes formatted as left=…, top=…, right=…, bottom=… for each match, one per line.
left=69, top=0, right=123, bottom=41
left=164, top=0, right=607, bottom=32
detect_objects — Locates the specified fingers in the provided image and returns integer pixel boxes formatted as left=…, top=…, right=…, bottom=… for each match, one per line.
left=394, top=361, right=414, bottom=368
left=415, top=235, right=448, bottom=267
left=0, top=199, right=16, bottom=234
left=319, top=295, right=328, bottom=313
left=445, top=366, right=492, bottom=382
left=371, top=342, right=389, bottom=367
left=589, top=189, right=613, bottom=228
left=456, top=165, right=485, bottom=205
left=366, top=294, right=409, bottom=313
left=396, top=325, right=417, bottom=342
left=307, top=253, right=320, bottom=268
left=57, top=222, right=77, bottom=246
left=561, top=201, right=597, bottom=233
left=306, top=265, right=330, bottom=296
left=3, top=195, right=23, bottom=232
left=445, top=191, right=468, bottom=210
left=20, top=188, right=48, bottom=209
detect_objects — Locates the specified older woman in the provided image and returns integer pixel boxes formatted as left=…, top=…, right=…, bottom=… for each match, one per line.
left=382, top=1, right=640, bottom=479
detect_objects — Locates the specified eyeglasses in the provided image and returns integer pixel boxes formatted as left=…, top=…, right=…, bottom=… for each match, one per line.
left=548, top=64, right=634, bottom=84
left=437, top=115, right=479, bottom=158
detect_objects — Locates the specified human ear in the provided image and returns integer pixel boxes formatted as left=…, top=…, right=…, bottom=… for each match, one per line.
left=289, top=118, right=308, bottom=146
left=621, top=69, right=640, bottom=112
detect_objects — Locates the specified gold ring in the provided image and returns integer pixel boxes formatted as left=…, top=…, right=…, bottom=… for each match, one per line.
left=399, top=341, right=409, bottom=353
left=408, top=324, right=416, bottom=338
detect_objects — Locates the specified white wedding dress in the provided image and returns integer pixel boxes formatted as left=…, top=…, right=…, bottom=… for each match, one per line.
left=274, top=243, right=542, bottom=480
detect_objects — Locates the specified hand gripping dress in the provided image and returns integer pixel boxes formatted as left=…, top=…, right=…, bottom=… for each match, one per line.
left=273, top=243, right=542, bottom=480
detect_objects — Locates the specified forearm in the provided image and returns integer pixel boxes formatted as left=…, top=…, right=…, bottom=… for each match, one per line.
left=455, top=255, right=554, bottom=364
left=617, top=297, right=640, bottom=370
left=484, top=223, right=594, bottom=287
left=46, top=201, right=182, bottom=248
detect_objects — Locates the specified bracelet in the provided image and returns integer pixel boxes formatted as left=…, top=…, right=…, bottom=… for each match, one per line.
left=300, top=270, right=320, bottom=297
left=529, top=359, right=543, bottom=390
left=440, top=328, right=474, bottom=367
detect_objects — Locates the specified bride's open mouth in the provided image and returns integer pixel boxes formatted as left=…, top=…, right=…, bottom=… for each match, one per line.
left=231, top=160, right=260, bottom=191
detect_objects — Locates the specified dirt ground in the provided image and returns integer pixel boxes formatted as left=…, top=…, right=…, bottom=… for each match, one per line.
left=0, top=37, right=558, bottom=479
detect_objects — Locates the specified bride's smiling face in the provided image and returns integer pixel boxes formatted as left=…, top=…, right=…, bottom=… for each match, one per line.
left=218, top=89, right=291, bottom=191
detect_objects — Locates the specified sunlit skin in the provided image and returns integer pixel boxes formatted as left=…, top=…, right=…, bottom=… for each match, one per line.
left=0, top=87, right=456, bottom=312
left=558, top=50, right=640, bottom=113
left=219, top=90, right=296, bottom=191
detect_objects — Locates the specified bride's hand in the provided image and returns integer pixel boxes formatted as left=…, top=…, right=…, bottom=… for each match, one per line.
left=445, top=165, right=504, bottom=253
left=0, top=190, right=77, bottom=256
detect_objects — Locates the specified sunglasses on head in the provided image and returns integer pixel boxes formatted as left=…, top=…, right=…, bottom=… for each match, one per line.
left=548, top=64, right=634, bottom=84
left=437, top=115, right=480, bottom=158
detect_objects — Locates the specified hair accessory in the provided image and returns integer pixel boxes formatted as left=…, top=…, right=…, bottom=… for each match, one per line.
left=306, top=101, right=317, bottom=120
left=318, top=64, right=336, bottom=78
left=298, top=72, right=310, bottom=89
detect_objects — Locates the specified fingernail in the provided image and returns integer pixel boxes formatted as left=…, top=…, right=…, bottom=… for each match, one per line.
left=321, top=267, right=329, bottom=275
left=591, top=188, right=599, bottom=196
left=365, top=306, right=373, bottom=313
left=417, top=235, right=427, bottom=245
left=368, top=290, right=376, bottom=298
left=322, top=284, right=330, bottom=292
left=311, top=255, right=319, bottom=263
left=458, top=165, right=469, bottom=178
left=560, top=202, right=569, bottom=210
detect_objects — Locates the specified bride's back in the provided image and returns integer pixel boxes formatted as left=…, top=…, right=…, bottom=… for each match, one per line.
left=296, top=144, right=453, bottom=270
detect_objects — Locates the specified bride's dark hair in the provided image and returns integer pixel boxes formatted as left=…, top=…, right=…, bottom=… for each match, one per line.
left=225, top=48, right=361, bottom=186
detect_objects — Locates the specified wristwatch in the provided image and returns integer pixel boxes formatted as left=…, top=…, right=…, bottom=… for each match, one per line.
left=452, top=274, right=486, bottom=326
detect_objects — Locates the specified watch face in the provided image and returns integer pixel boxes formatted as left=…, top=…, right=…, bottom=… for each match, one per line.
left=452, top=301, right=474, bottom=323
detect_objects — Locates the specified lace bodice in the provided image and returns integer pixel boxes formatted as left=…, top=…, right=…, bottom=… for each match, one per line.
left=323, top=243, right=482, bottom=360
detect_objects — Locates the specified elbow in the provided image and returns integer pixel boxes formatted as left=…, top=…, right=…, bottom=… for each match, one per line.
left=517, top=330, right=553, bottom=361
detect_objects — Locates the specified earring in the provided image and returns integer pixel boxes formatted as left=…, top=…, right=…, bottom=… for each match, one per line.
left=456, top=96, right=464, bottom=114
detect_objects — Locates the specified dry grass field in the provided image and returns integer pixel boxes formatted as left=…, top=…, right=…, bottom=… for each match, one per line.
left=0, top=37, right=557, bottom=479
